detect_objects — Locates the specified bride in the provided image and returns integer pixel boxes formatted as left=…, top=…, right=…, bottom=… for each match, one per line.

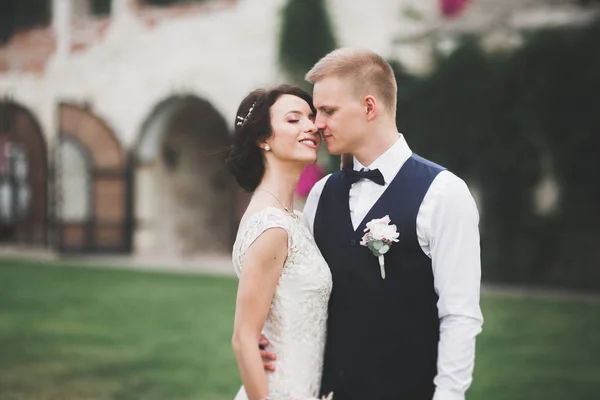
left=227, top=85, right=333, bottom=400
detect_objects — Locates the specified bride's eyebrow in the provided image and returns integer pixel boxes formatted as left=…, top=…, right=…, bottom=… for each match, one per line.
left=284, top=110, right=306, bottom=117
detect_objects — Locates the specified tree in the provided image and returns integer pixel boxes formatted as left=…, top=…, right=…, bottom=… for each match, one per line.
left=0, top=0, right=49, bottom=44
left=277, top=0, right=337, bottom=85
left=394, top=20, right=600, bottom=290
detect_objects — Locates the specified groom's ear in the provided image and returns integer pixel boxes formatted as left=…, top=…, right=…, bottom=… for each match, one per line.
left=364, top=95, right=377, bottom=121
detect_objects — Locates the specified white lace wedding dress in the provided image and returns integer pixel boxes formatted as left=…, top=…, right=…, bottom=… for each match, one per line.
left=232, top=207, right=333, bottom=400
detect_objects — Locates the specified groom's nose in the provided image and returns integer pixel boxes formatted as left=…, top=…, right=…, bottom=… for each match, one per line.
left=315, top=114, right=327, bottom=130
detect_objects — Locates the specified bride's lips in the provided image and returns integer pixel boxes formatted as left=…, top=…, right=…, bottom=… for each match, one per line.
left=299, top=138, right=319, bottom=149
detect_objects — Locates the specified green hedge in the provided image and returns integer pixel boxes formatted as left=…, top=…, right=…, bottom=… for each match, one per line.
left=278, top=0, right=337, bottom=87
left=394, top=22, right=600, bottom=290
left=0, top=0, right=49, bottom=43
left=277, top=0, right=340, bottom=172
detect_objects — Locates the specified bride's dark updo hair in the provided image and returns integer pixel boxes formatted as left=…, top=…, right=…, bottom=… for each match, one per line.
left=227, top=84, right=316, bottom=192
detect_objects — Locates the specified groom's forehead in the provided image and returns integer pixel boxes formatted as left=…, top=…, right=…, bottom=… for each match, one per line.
left=314, top=77, right=345, bottom=92
left=314, top=78, right=352, bottom=100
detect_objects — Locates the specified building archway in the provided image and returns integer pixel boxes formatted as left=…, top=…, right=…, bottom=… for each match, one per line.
left=0, top=101, right=47, bottom=246
left=56, top=103, right=131, bottom=253
left=134, top=95, right=234, bottom=257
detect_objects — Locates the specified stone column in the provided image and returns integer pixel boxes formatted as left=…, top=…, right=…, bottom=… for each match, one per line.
left=71, top=0, right=92, bottom=18
left=52, top=0, right=71, bottom=57
left=112, top=0, right=140, bottom=18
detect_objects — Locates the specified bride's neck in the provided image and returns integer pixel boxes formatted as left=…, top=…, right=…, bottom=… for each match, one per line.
left=256, top=163, right=303, bottom=209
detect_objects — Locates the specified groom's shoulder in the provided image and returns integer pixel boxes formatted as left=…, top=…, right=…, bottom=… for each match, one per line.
left=314, top=169, right=345, bottom=188
left=410, top=154, right=470, bottom=190
left=413, top=155, right=476, bottom=205
left=306, top=173, right=333, bottom=202
left=317, top=172, right=334, bottom=187
left=307, top=170, right=348, bottom=202
left=411, top=153, right=446, bottom=172
left=408, top=153, right=450, bottom=184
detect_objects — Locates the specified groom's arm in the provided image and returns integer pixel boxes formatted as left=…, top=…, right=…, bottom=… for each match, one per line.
left=419, top=172, right=484, bottom=400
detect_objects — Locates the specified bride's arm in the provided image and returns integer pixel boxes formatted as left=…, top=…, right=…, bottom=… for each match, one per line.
left=232, top=227, right=288, bottom=400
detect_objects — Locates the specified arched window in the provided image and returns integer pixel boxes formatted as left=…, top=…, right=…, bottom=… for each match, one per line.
left=57, top=139, right=92, bottom=223
left=0, top=142, right=31, bottom=223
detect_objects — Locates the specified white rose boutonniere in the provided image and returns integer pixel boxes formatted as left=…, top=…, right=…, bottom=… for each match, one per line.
left=360, top=215, right=399, bottom=279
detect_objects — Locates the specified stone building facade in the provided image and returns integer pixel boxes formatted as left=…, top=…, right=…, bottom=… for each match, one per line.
left=0, top=0, right=593, bottom=257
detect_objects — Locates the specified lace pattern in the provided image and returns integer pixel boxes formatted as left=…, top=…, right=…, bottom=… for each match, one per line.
left=232, top=207, right=333, bottom=399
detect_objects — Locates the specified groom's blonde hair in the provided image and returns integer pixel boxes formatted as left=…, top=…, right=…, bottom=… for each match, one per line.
left=305, top=47, right=398, bottom=113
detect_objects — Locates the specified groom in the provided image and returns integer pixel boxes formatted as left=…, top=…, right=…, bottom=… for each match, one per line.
left=262, top=48, right=483, bottom=400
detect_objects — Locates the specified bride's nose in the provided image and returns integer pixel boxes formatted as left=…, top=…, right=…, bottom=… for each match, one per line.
left=305, top=120, right=317, bottom=133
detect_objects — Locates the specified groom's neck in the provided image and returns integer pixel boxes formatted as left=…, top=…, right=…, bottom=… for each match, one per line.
left=353, top=122, right=400, bottom=168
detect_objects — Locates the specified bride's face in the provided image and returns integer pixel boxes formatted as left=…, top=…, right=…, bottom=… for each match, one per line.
left=262, top=94, right=320, bottom=164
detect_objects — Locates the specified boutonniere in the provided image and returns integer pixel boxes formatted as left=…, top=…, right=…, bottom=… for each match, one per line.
left=360, top=215, right=399, bottom=279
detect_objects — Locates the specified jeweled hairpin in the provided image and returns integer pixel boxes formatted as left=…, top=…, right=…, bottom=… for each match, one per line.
left=236, top=102, right=256, bottom=126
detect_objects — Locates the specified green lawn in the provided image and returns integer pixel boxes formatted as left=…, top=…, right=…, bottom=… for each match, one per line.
left=0, top=259, right=599, bottom=400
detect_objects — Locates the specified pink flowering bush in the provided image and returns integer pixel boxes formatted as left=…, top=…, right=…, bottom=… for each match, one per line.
left=440, top=0, right=469, bottom=18
left=296, top=163, right=324, bottom=198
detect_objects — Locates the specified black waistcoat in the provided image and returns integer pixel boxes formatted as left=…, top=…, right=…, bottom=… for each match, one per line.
left=315, top=154, right=444, bottom=400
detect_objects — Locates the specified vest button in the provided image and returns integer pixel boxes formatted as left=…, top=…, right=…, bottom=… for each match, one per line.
left=350, top=239, right=357, bottom=246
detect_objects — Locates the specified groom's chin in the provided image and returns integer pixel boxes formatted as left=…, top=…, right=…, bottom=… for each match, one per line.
left=325, top=144, right=342, bottom=155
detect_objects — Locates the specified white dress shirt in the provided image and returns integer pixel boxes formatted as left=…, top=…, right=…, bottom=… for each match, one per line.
left=302, top=135, right=484, bottom=400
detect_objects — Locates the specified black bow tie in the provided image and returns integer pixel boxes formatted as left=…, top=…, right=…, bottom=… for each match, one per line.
left=343, top=167, right=385, bottom=186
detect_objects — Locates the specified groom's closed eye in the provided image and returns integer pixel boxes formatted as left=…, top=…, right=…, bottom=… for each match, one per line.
left=317, top=106, right=336, bottom=115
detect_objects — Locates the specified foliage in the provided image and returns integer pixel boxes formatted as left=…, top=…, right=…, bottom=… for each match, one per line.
left=277, top=0, right=339, bottom=173
left=394, top=21, right=600, bottom=290
left=277, top=0, right=337, bottom=86
left=93, top=0, right=213, bottom=14
left=144, top=0, right=212, bottom=6
left=92, top=0, right=112, bottom=15
left=0, top=0, right=49, bottom=43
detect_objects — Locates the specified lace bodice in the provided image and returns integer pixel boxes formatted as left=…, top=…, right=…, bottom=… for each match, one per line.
left=232, top=207, right=332, bottom=399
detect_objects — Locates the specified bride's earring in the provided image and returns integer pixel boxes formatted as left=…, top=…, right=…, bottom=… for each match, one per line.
left=264, top=144, right=271, bottom=151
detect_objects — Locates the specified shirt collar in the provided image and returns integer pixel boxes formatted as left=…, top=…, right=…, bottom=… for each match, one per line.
left=353, top=134, right=412, bottom=184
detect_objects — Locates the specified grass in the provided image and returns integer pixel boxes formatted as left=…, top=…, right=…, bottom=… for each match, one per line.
left=0, top=258, right=599, bottom=400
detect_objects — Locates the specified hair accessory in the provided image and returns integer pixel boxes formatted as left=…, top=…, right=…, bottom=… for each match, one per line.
left=236, top=102, right=256, bottom=126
